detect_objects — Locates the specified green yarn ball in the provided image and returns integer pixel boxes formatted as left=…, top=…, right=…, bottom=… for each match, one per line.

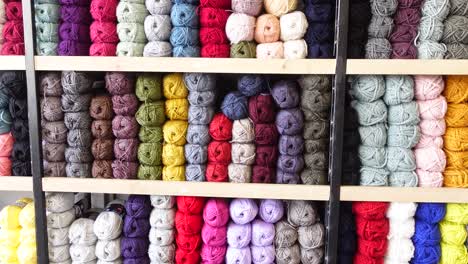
left=384, top=75, right=414, bottom=106
left=137, top=165, right=162, bottom=180
left=360, top=166, right=389, bottom=186
left=139, top=126, right=164, bottom=143
left=386, top=147, right=416, bottom=172
left=359, top=146, right=387, bottom=168
left=352, top=99, right=388, bottom=126
left=358, top=123, right=387, bottom=147
left=136, top=74, right=163, bottom=102
left=388, top=101, right=420, bottom=125
left=389, top=171, right=418, bottom=187
left=351, top=75, right=385, bottom=102
left=387, top=125, right=420, bottom=148
left=136, top=102, right=166, bottom=126
left=138, top=143, right=163, bottom=166
left=231, top=41, right=257, bottom=58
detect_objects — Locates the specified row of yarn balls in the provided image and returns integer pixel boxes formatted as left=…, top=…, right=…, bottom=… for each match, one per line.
left=44, top=192, right=325, bottom=264
left=34, top=0, right=335, bottom=58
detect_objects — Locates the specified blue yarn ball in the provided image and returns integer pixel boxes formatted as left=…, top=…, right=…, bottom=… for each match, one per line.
left=173, top=45, right=200, bottom=57
left=415, top=203, right=446, bottom=224
left=237, top=75, right=266, bottom=97
left=411, top=245, right=441, bottom=264
left=170, top=4, right=198, bottom=28
left=221, top=91, right=249, bottom=120
left=307, top=43, right=334, bottom=58
left=173, top=0, right=199, bottom=4
left=170, top=27, right=199, bottom=47
left=413, top=221, right=441, bottom=247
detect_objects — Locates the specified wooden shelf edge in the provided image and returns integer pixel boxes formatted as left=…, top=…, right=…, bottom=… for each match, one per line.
left=347, top=59, right=468, bottom=75
left=42, top=177, right=330, bottom=200
left=341, top=186, right=468, bottom=203
left=0, top=176, right=33, bottom=191
left=0, top=56, right=26, bottom=70
left=34, top=56, right=336, bottom=74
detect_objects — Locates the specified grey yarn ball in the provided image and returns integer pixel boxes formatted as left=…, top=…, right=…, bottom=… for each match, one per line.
left=418, top=17, right=444, bottom=42
left=304, top=139, right=328, bottom=154
left=421, top=0, right=451, bottom=20
left=303, top=120, right=329, bottom=140
left=188, top=106, right=215, bottom=125
left=304, top=152, right=328, bottom=170
left=370, top=0, right=397, bottom=16
left=185, top=164, right=206, bottom=182
left=301, top=90, right=331, bottom=112
left=358, top=146, right=387, bottom=168
left=275, top=220, right=298, bottom=247
left=66, top=162, right=92, bottom=178
left=417, top=41, right=447, bottom=59
left=144, top=15, right=172, bottom=41
left=389, top=171, right=418, bottom=187
left=298, top=223, right=325, bottom=249
left=64, top=112, right=92, bottom=130
left=365, top=38, right=392, bottom=59
left=450, top=0, right=468, bottom=16
left=384, top=75, right=414, bottom=106
left=186, top=124, right=211, bottom=145
left=188, top=90, right=216, bottom=107
left=287, top=200, right=317, bottom=227
left=352, top=99, right=387, bottom=126
left=276, top=244, right=301, bottom=264
left=358, top=123, right=387, bottom=147
left=184, top=144, right=208, bottom=164
left=442, top=15, right=468, bottom=44
left=386, top=146, right=416, bottom=172
left=67, top=129, right=92, bottom=148
left=351, top=75, right=385, bottom=102
left=387, top=101, right=420, bottom=125
left=445, top=43, right=468, bottom=59
left=301, top=248, right=324, bottom=264
left=387, top=125, right=420, bottom=148
left=359, top=166, right=389, bottom=186
left=117, top=23, right=147, bottom=43
left=61, top=71, right=93, bottom=95
left=300, top=169, right=327, bottom=185
left=143, top=41, right=173, bottom=57
left=368, top=16, right=394, bottom=39
left=183, top=73, right=216, bottom=92
left=61, top=94, right=92, bottom=113
left=65, top=147, right=93, bottom=163
left=298, top=75, right=331, bottom=92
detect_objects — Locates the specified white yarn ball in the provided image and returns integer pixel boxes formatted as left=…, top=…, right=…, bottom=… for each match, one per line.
left=228, top=163, right=252, bottom=183
left=231, top=143, right=256, bottom=165
left=418, top=17, right=444, bottom=42
left=386, top=202, right=417, bottom=220
left=46, top=192, right=75, bottom=213
left=143, top=41, right=172, bottom=57
left=150, top=195, right=175, bottom=209
left=48, top=227, right=70, bottom=246
left=50, top=260, right=72, bottom=264
left=417, top=41, right=447, bottom=59
left=47, top=208, right=76, bottom=228
left=97, top=259, right=122, bottom=264
left=70, top=243, right=97, bottom=263
left=93, top=212, right=123, bottom=241
left=49, top=244, right=71, bottom=263
left=149, top=208, right=175, bottom=229
left=149, top=227, right=175, bottom=246
left=95, top=239, right=121, bottom=262
left=283, top=39, right=308, bottom=59
left=385, top=238, right=415, bottom=263
left=145, top=0, right=172, bottom=15
left=144, top=15, right=172, bottom=41
left=256, top=42, right=284, bottom=59
left=226, top=13, right=256, bottom=44
left=148, top=244, right=176, bottom=263
left=388, top=218, right=415, bottom=239
left=232, top=119, right=255, bottom=143
left=69, top=218, right=98, bottom=246
left=280, top=11, right=308, bottom=41
left=72, top=260, right=97, bottom=264
left=421, top=0, right=450, bottom=20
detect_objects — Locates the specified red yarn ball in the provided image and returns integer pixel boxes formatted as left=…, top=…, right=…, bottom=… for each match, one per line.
left=176, top=249, right=201, bottom=264
left=200, top=27, right=229, bottom=45
left=249, top=95, right=276, bottom=123
left=252, top=165, right=275, bottom=183
left=1, top=42, right=24, bottom=55
left=355, top=217, right=389, bottom=241
left=176, top=233, right=203, bottom=253
left=352, top=202, right=389, bottom=220
left=177, top=196, right=206, bottom=214
left=201, top=44, right=230, bottom=58
left=90, top=22, right=118, bottom=43
left=6, top=2, right=22, bottom=21
left=357, top=239, right=388, bottom=258
left=255, top=145, right=278, bottom=167
left=255, top=123, right=279, bottom=145
left=206, top=163, right=228, bottom=182
left=175, top=211, right=204, bottom=235
left=89, top=43, right=117, bottom=56
left=354, top=253, right=383, bottom=264
left=207, top=141, right=232, bottom=165
left=200, top=0, right=231, bottom=9
left=209, top=113, right=233, bottom=141
left=199, top=8, right=230, bottom=28
left=3, top=21, right=24, bottom=42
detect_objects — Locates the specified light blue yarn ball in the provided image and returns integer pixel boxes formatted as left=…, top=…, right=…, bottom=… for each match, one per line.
left=387, top=125, right=420, bottom=148
left=359, top=146, right=387, bottom=168
left=352, top=99, right=388, bottom=126
left=384, top=75, right=415, bottom=106
left=360, top=166, right=389, bottom=186
left=170, top=4, right=198, bottom=28
left=386, top=146, right=416, bottom=172
left=388, top=101, right=420, bottom=126
left=170, top=27, right=200, bottom=46
left=173, top=45, right=200, bottom=57
left=350, top=75, right=385, bottom=102
left=358, top=123, right=387, bottom=147
left=389, top=171, right=418, bottom=187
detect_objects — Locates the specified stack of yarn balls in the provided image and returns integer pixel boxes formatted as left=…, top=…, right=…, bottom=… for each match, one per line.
left=35, top=0, right=60, bottom=55
left=148, top=195, right=176, bottom=263
left=225, top=2, right=257, bottom=58
left=416, top=0, right=449, bottom=59
left=40, top=72, right=67, bottom=177
left=68, top=217, right=98, bottom=263
left=89, top=0, right=119, bottom=56
left=353, top=201, right=389, bottom=263
left=347, top=0, right=371, bottom=58
left=162, top=73, right=189, bottom=181
left=442, top=0, right=468, bottom=59
left=384, top=202, right=417, bottom=263
left=440, top=203, right=468, bottom=263
left=144, top=0, right=172, bottom=57
left=175, top=196, right=205, bottom=263
left=116, top=0, right=148, bottom=56
left=443, top=76, right=468, bottom=187
left=298, top=75, right=331, bottom=185
left=414, top=75, right=447, bottom=187
left=271, top=79, right=304, bottom=184
left=227, top=198, right=257, bottom=263
left=2, top=0, right=23, bottom=55
left=280, top=10, right=310, bottom=60
left=0, top=198, right=35, bottom=264
left=135, top=73, right=165, bottom=180
left=6, top=72, right=31, bottom=176
left=201, top=198, right=229, bottom=263
left=389, top=0, right=421, bottom=59
left=58, top=0, right=91, bottom=55
left=412, top=203, right=445, bottom=264
left=106, top=72, right=140, bottom=179
left=199, top=0, right=230, bottom=57
left=184, top=73, right=216, bottom=181
left=46, top=192, right=76, bottom=263
left=62, top=71, right=93, bottom=178
left=170, top=0, right=200, bottom=57
left=122, top=195, right=151, bottom=263
left=207, top=113, right=232, bottom=182
left=0, top=72, right=16, bottom=176
left=93, top=200, right=124, bottom=263
left=304, top=0, right=334, bottom=58
left=365, top=0, right=396, bottom=58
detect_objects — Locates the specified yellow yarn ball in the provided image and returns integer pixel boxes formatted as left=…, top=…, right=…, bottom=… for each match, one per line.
left=446, top=103, right=468, bottom=128
left=15, top=198, right=32, bottom=206
left=264, top=0, right=298, bottom=17
left=162, top=165, right=185, bottom=181
left=444, top=76, right=468, bottom=104
left=0, top=245, right=18, bottom=263
left=444, top=127, right=468, bottom=152
left=162, top=144, right=185, bottom=166
left=440, top=243, right=468, bottom=264
left=440, top=221, right=467, bottom=245
left=165, top=99, right=189, bottom=120
left=444, top=168, right=468, bottom=187
left=445, top=203, right=468, bottom=225
left=16, top=242, right=36, bottom=264
left=163, top=120, right=188, bottom=146
left=18, top=204, right=35, bottom=229
left=19, top=228, right=36, bottom=245
left=445, top=150, right=468, bottom=170
left=163, top=73, right=188, bottom=99
left=0, top=206, right=22, bottom=229
left=0, top=229, right=20, bottom=247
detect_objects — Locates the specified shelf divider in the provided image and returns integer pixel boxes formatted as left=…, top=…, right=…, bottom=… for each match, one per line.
left=0, top=176, right=33, bottom=191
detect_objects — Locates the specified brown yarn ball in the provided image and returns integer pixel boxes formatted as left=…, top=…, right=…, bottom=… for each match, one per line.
left=92, top=160, right=113, bottom=178
left=91, top=120, right=114, bottom=139
left=91, top=139, right=114, bottom=160
left=90, top=95, right=114, bottom=120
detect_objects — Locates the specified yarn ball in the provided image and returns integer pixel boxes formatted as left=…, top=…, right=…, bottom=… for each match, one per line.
left=229, top=198, right=258, bottom=225
left=280, top=11, right=308, bottom=41
left=232, top=0, right=263, bottom=16
left=221, top=92, right=249, bottom=120
left=384, top=75, right=415, bottom=106
left=225, top=13, right=256, bottom=44
left=264, top=0, right=298, bottom=17
left=255, top=14, right=280, bottom=43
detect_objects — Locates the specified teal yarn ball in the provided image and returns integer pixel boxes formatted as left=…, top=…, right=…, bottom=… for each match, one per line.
left=173, top=45, right=200, bottom=57
left=170, top=27, right=200, bottom=47
left=350, top=75, right=385, bottom=102
left=388, top=101, right=420, bottom=126
left=384, top=75, right=415, bottom=106
left=389, top=171, right=418, bottom=187
left=35, top=4, right=60, bottom=23
left=386, top=147, right=416, bottom=172
left=387, top=125, right=420, bottom=148
left=360, top=166, right=389, bottom=186
left=359, top=146, right=387, bottom=168
left=358, top=123, right=387, bottom=147
left=352, top=99, right=387, bottom=126
left=36, top=22, right=59, bottom=42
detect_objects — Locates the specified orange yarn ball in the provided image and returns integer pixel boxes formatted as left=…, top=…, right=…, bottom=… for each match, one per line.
left=255, top=14, right=280, bottom=43
left=444, top=76, right=468, bottom=104
left=446, top=103, right=468, bottom=127
left=444, top=168, right=468, bottom=187
left=444, top=127, right=468, bottom=152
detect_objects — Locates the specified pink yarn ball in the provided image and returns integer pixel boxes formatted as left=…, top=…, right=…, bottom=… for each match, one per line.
left=416, top=169, right=443, bottom=187
left=417, top=96, right=447, bottom=120
left=414, top=146, right=446, bottom=172
left=201, top=245, right=226, bottom=264
left=415, top=134, right=444, bottom=149
left=203, top=198, right=229, bottom=227
left=201, top=223, right=227, bottom=247
left=419, top=119, right=446, bottom=137
left=414, top=75, right=445, bottom=100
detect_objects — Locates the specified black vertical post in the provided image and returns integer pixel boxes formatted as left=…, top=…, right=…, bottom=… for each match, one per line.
left=326, top=0, right=349, bottom=263
left=22, top=1, right=49, bottom=263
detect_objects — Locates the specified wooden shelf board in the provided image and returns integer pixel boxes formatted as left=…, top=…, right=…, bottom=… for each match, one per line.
left=34, top=56, right=336, bottom=74
left=341, top=186, right=468, bottom=203
left=347, top=59, right=468, bottom=75
left=42, top=177, right=330, bottom=200
left=0, top=176, right=32, bottom=191
left=0, top=56, right=25, bottom=70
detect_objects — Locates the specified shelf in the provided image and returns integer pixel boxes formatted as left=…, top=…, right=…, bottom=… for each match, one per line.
left=34, top=56, right=336, bottom=74
left=341, top=186, right=468, bottom=203
left=347, top=59, right=468, bottom=75
left=0, top=176, right=32, bottom=191
left=0, top=56, right=25, bottom=70
left=41, top=177, right=330, bottom=200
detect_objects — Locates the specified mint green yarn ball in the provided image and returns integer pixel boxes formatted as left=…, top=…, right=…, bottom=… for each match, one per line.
left=359, top=146, right=387, bottom=168
left=360, top=166, right=389, bottom=186
left=388, top=101, right=420, bottom=125
left=387, top=125, right=420, bottom=148
left=352, top=99, right=388, bottom=126
left=384, top=75, right=415, bottom=106
left=359, top=123, right=387, bottom=147
left=386, top=147, right=416, bottom=172
left=389, top=171, right=418, bottom=187
left=350, top=75, right=385, bottom=102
